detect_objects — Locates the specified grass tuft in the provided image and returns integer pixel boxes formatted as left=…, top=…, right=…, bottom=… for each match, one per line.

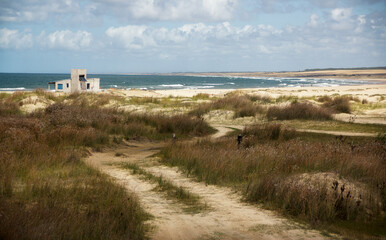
left=267, top=102, right=332, bottom=121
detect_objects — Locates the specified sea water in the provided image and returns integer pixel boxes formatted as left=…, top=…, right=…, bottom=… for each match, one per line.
left=0, top=73, right=372, bottom=91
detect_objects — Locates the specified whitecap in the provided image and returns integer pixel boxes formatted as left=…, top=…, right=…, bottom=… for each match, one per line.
left=185, top=86, right=215, bottom=89
left=0, top=87, right=26, bottom=91
left=159, top=84, right=184, bottom=87
left=206, top=83, right=224, bottom=86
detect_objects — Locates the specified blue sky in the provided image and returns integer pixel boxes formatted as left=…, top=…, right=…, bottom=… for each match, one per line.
left=0, top=0, right=385, bottom=73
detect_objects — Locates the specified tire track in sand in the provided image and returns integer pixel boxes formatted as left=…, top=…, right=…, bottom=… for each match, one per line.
left=86, top=128, right=334, bottom=240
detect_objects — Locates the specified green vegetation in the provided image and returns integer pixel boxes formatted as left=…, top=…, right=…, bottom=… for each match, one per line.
left=276, top=120, right=386, bottom=134
left=161, top=124, right=386, bottom=238
left=121, top=163, right=207, bottom=213
left=192, top=93, right=211, bottom=100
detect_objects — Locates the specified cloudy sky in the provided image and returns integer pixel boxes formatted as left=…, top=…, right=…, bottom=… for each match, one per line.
left=0, top=0, right=385, bottom=73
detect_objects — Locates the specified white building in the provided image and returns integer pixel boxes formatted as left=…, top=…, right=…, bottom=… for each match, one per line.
left=48, top=69, right=100, bottom=93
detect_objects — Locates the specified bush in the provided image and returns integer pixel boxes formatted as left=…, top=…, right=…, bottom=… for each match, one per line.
left=322, top=96, right=351, bottom=114
left=189, top=94, right=264, bottom=118
left=192, top=93, right=210, bottom=100
left=267, top=102, right=332, bottom=121
left=161, top=134, right=385, bottom=227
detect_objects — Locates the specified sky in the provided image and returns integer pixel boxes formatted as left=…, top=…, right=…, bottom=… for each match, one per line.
left=0, top=0, right=385, bottom=73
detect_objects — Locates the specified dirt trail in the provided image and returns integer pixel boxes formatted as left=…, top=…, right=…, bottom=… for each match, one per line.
left=86, top=127, right=333, bottom=240
left=211, top=124, right=379, bottom=138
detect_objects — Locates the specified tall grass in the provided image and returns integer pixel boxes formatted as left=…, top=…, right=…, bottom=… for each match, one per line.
left=161, top=124, right=385, bottom=236
left=0, top=100, right=150, bottom=239
left=189, top=94, right=264, bottom=118
left=0, top=94, right=214, bottom=239
left=318, top=95, right=352, bottom=113
left=267, top=102, right=332, bottom=120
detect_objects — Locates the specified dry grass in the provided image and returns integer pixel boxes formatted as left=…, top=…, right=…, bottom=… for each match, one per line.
left=0, top=93, right=215, bottom=239
left=161, top=125, right=385, bottom=238
left=319, top=96, right=352, bottom=114
left=189, top=94, right=264, bottom=118
left=121, top=163, right=207, bottom=213
left=267, top=102, right=332, bottom=121
left=192, top=93, right=211, bottom=100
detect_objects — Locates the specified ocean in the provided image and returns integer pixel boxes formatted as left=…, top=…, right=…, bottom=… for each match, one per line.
left=0, top=73, right=372, bottom=91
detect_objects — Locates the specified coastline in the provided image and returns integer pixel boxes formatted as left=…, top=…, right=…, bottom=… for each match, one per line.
left=3, top=83, right=386, bottom=100
left=165, top=69, right=386, bottom=83
left=110, top=84, right=386, bottom=100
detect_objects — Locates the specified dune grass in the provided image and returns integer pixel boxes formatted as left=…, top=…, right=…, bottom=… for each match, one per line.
left=267, top=102, right=332, bottom=121
left=318, top=95, right=352, bottom=114
left=160, top=124, right=385, bottom=238
left=121, top=163, right=207, bottom=213
left=189, top=94, right=264, bottom=118
left=0, top=93, right=215, bottom=239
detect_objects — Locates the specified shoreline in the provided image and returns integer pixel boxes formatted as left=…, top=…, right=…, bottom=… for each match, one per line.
left=101, top=83, right=386, bottom=100
left=2, top=83, right=386, bottom=99
left=165, top=69, right=386, bottom=83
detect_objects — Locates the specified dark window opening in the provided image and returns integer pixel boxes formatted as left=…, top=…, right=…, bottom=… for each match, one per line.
left=79, top=75, right=87, bottom=81
left=87, top=83, right=90, bottom=89
left=66, top=83, right=69, bottom=88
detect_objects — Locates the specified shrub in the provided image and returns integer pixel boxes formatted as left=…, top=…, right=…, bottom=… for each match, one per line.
left=234, top=105, right=264, bottom=118
left=192, top=93, right=210, bottom=100
left=322, top=96, right=351, bottom=113
left=0, top=101, right=21, bottom=116
left=267, top=102, right=332, bottom=121
left=247, top=94, right=272, bottom=103
left=189, top=94, right=263, bottom=118
left=161, top=134, right=385, bottom=227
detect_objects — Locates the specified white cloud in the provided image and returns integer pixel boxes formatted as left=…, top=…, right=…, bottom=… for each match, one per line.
left=106, top=25, right=156, bottom=50
left=355, top=15, right=366, bottom=33
left=0, top=28, right=33, bottom=49
left=95, top=0, right=238, bottom=22
left=308, top=14, right=319, bottom=27
left=39, top=30, right=93, bottom=50
left=331, top=8, right=352, bottom=21
left=330, top=8, right=355, bottom=30
left=105, top=22, right=282, bottom=52
left=0, top=0, right=76, bottom=22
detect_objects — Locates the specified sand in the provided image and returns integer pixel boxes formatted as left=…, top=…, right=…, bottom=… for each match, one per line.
left=112, top=83, right=386, bottom=100
left=86, top=128, right=329, bottom=240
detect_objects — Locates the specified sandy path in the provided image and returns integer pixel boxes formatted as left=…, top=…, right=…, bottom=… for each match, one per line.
left=85, top=128, right=335, bottom=240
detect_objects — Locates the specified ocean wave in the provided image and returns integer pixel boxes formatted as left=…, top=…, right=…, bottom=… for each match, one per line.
left=0, top=87, right=26, bottom=91
left=184, top=86, right=215, bottom=89
left=159, top=84, right=184, bottom=88
left=206, top=83, right=225, bottom=86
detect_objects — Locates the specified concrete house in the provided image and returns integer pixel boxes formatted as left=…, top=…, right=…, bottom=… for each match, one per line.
left=49, top=69, right=100, bottom=93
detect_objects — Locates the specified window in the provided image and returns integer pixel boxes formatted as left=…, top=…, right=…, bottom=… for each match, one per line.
left=66, top=83, right=69, bottom=88
left=58, top=84, right=63, bottom=90
left=87, top=83, right=90, bottom=89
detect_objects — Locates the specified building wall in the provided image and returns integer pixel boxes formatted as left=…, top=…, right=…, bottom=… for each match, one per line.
left=71, top=69, right=87, bottom=93
left=87, top=78, right=100, bottom=92
left=55, top=79, right=71, bottom=93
